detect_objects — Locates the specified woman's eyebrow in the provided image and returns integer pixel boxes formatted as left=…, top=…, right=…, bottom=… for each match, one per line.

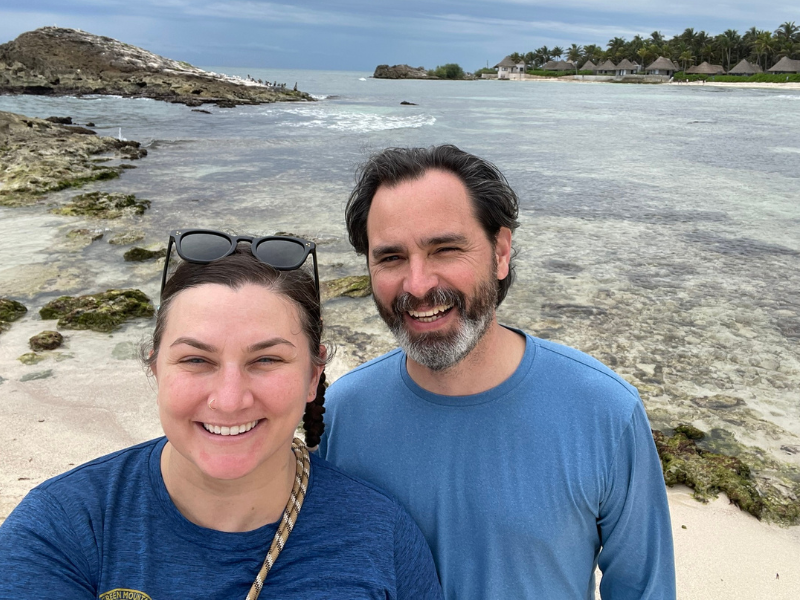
left=247, top=338, right=294, bottom=353
left=170, top=337, right=216, bottom=352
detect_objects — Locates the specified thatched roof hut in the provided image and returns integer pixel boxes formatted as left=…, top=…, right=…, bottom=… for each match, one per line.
left=616, top=59, right=640, bottom=72
left=580, top=60, right=596, bottom=71
left=686, top=61, right=725, bottom=75
left=495, top=56, right=522, bottom=69
left=595, top=60, right=617, bottom=74
left=768, top=57, right=800, bottom=73
left=542, top=60, right=575, bottom=71
left=728, top=59, right=762, bottom=75
left=646, top=56, right=679, bottom=74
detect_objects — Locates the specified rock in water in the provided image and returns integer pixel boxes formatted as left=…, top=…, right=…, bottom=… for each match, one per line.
left=29, top=330, right=64, bottom=351
left=0, top=27, right=313, bottom=107
left=39, top=289, right=155, bottom=332
left=322, top=275, right=372, bottom=300
left=373, top=65, right=431, bottom=79
left=123, top=246, right=167, bottom=261
left=50, top=191, right=151, bottom=219
left=0, top=297, right=27, bottom=332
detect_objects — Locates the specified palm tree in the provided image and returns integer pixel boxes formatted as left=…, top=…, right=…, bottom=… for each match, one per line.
left=650, top=31, right=664, bottom=45
left=607, top=37, right=626, bottom=61
left=774, top=21, right=799, bottom=42
left=524, top=51, right=536, bottom=72
left=753, top=31, right=774, bottom=69
left=567, top=44, right=583, bottom=65
left=679, top=49, right=695, bottom=73
left=583, top=44, right=603, bottom=64
left=552, top=46, right=564, bottom=60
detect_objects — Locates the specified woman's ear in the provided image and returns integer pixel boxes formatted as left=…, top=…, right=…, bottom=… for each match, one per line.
left=306, top=345, right=327, bottom=403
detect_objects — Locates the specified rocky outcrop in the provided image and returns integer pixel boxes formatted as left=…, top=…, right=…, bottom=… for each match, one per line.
left=373, top=64, right=431, bottom=79
left=0, top=110, right=146, bottom=206
left=50, top=191, right=151, bottom=219
left=0, top=297, right=27, bottom=332
left=0, top=27, right=313, bottom=107
left=39, top=288, right=155, bottom=332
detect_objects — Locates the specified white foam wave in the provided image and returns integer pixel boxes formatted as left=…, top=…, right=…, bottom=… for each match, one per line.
left=277, top=106, right=435, bottom=132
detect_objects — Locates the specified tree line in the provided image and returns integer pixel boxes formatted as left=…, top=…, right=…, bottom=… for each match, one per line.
left=501, top=22, right=800, bottom=73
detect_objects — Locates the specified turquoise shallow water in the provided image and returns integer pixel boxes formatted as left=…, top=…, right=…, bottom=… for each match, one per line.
left=0, top=70, right=799, bottom=486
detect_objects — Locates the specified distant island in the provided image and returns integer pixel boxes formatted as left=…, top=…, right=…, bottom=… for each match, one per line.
left=0, top=27, right=313, bottom=107
left=373, top=63, right=471, bottom=80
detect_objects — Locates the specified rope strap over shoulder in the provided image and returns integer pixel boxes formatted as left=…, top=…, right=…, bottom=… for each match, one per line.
left=245, top=438, right=311, bottom=600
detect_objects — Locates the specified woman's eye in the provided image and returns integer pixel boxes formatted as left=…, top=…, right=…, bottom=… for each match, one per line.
left=255, top=356, right=280, bottom=364
left=182, top=357, right=208, bottom=364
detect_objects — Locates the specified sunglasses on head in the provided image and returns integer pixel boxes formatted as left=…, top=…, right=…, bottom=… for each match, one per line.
left=161, top=229, right=319, bottom=302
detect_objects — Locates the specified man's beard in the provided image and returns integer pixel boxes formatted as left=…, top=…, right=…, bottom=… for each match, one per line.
left=374, top=279, right=497, bottom=372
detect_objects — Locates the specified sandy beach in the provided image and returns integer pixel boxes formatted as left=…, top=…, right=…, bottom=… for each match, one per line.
left=2, top=343, right=799, bottom=599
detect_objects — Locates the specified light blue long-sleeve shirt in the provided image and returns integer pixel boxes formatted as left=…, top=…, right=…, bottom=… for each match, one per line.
left=319, top=331, right=676, bottom=599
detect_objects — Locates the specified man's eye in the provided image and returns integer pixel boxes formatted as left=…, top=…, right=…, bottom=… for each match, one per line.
left=379, top=255, right=400, bottom=263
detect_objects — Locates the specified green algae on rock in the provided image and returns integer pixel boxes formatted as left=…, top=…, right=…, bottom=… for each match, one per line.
left=18, top=352, right=46, bottom=365
left=50, top=191, right=150, bottom=219
left=108, top=229, right=145, bottom=245
left=39, top=288, right=154, bottom=332
left=322, top=275, right=372, bottom=300
left=20, top=369, right=53, bottom=381
left=29, top=330, right=63, bottom=351
left=123, top=246, right=167, bottom=262
left=0, top=297, right=27, bottom=327
left=651, top=425, right=800, bottom=523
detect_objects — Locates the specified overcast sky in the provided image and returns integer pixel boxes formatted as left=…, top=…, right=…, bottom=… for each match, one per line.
left=1, top=1, right=798, bottom=71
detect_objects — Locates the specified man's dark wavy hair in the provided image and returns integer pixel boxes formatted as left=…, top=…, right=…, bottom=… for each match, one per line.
left=345, top=144, right=520, bottom=306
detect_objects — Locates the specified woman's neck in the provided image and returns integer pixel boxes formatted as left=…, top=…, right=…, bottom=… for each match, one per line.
left=160, top=442, right=296, bottom=532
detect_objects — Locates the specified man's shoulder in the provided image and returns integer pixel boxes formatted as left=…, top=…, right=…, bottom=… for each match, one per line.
left=528, top=334, right=639, bottom=398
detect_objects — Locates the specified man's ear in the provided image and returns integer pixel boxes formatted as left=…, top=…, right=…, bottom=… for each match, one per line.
left=494, top=227, right=513, bottom=281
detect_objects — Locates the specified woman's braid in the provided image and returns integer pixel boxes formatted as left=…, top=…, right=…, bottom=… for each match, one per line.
left=302, top=371, right=327, bottom=448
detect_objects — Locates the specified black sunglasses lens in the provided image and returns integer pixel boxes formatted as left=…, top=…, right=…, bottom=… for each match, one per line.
left=179, top=232, right=232, bottom=262
left=254, top=239, right=307, bottom=269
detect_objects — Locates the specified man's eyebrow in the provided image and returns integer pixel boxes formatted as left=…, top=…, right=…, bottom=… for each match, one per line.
left=371, top=234, right=469, bottom=260
left=247, top=338, right=294, bottom=353
left=170, top=337, right=216, bottom=352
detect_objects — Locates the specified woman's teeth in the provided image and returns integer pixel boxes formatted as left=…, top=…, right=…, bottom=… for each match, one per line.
left=203, top=420, right=259, bottom=436
left=408, top=304, right=453, bottom=323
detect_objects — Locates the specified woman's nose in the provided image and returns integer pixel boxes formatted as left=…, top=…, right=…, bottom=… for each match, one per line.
left=212, top=364, right=254, bottom=411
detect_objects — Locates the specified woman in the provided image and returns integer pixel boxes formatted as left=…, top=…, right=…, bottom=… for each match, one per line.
left=0, top=229, right=443, bottom=599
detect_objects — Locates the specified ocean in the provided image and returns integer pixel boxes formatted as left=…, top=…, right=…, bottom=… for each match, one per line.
left=0, top=68, right=799, bottom=490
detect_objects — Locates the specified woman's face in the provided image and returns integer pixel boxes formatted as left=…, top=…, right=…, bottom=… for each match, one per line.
left=152, top=283, right=323, bottom=482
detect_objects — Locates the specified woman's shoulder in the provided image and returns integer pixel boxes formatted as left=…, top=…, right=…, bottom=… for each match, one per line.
left=310, top=453, right=399, bottom=505
left=31, top=438, right=165, bottom=508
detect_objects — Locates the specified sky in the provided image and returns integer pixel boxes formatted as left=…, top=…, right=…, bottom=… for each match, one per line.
left=0, top=1, right=798, bottom=71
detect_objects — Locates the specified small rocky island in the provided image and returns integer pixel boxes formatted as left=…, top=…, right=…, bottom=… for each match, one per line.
left=0, top=27, right=312, bottom=107
left=373, top=64, right=431, bottom=79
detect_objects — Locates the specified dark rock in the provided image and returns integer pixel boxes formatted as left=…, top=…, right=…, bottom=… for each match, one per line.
left=0, top=27, right=314, bottom=107
left=20, top=369, right=53, bottom=381
left=400, top=101, right=417, bottom=105
left=373, top=64, right=431, bottom=79
left=39, top=288, right=155, bottom=332
left=85, top=121, right=95, bottom=127
left=50, top=191, right=150, bottom=219
left=107, top=229, right=145, bottom=245
left=192, top=109, right=212, bottom=114
left=30, top=330, right=63, bottom=351
left=66, top=228, right=103, bottom=242
left=123, top=246, right=167, bottom=261
left=63, top=125, right=96, bottom=135
left=45, top=116, right=72, bottom=124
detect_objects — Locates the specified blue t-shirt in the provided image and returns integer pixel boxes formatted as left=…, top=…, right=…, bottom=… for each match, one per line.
left=319, top=332, right=676, bottom=599
left=0, top=437, right=443, bottom=599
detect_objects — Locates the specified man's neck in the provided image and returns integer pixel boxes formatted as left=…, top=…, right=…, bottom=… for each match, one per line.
left=405, top=319, right=526, bottom=396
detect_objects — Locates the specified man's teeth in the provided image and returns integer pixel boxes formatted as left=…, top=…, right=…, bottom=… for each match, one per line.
left=408, top=304, right=453, bottom=323
left=203, top=420, right=259, bottom=436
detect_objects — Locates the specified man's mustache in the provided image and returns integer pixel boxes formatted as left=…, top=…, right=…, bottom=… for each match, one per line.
left=393, top=287, right=465, bottom=314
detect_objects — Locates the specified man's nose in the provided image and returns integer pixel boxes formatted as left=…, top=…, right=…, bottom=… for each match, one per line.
left=403, top=256, right=438, bottom=299
left=212, top=363, right=254, bottom=412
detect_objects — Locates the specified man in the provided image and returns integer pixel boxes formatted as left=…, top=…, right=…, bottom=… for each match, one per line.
left=318, top=145, right=675, bottom=599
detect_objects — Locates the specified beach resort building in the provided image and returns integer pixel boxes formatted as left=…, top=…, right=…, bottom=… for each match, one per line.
left=728, top=59, right=762, bottom=75
left=687, top=62, right=725, bottom=75
left=580, top=60, right=596, bottom=72
left=615, top=59, right=640, bottom=75
left=595, top=60, right=617, bottom=75
left=646, top=57, right=679, bottom=76
left=494, top=56, right=526, bottom=79
left=768, top=57, right=800, bottom=74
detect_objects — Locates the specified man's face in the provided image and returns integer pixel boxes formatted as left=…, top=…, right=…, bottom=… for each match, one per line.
left=365, top=169, right=511, bottom=371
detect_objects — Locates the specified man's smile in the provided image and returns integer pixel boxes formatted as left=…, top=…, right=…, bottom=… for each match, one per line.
left=407, top=303, right=454, bottom=323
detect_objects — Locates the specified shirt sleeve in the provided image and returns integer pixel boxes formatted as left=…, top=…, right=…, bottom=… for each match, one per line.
left=392, top=501, right=444, bottom=600
left=0, top=488, right=96, bottom=598
left=597, top=400, right=676, bottom=599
